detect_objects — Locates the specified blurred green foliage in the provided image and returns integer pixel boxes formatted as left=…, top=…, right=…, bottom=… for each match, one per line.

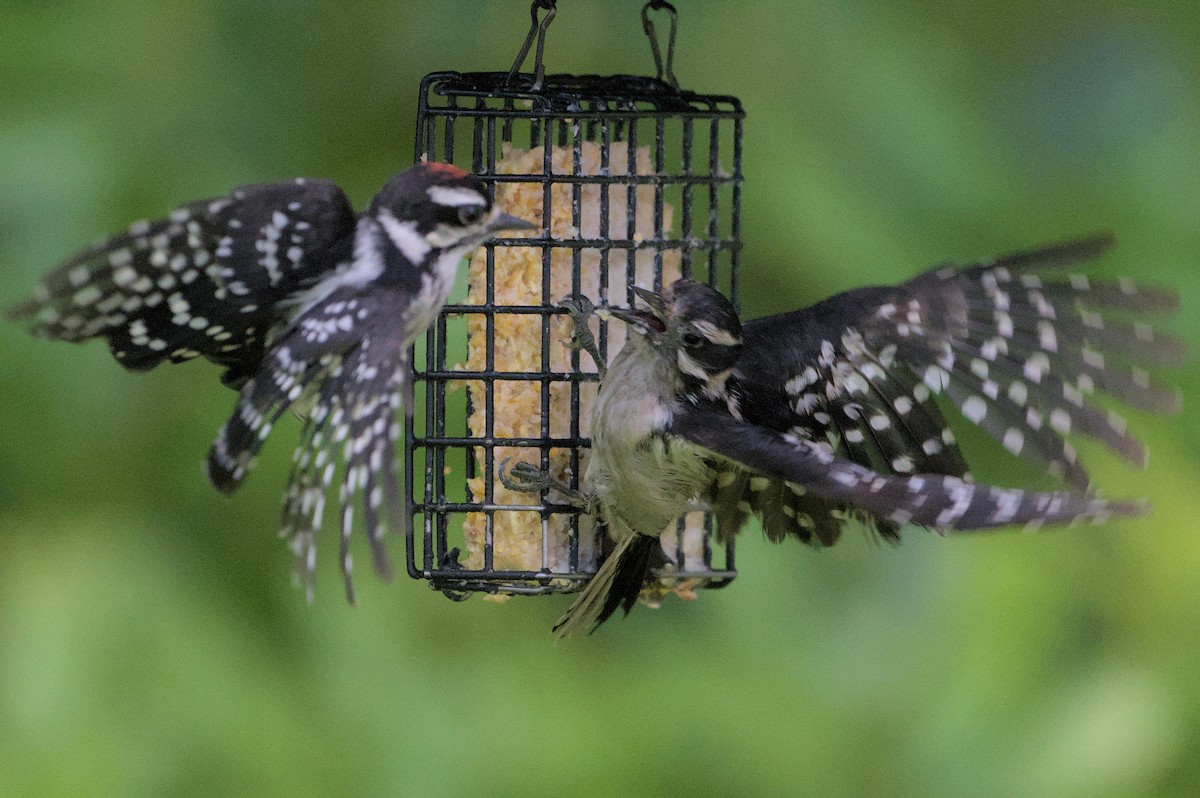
left=1, top=2, right=1198, bottom=796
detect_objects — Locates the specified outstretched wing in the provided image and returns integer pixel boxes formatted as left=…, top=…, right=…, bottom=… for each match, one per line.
left=207, top=286, right=411, bottom=603
left=671, top=405, right=1144, bottom=534
left=9, top=178, right=357, bottom=387
left=730, top=234, right=1180, bottom=541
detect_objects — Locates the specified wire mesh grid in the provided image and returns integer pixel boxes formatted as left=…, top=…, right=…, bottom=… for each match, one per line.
left=407, top=71, right=744, bottom=597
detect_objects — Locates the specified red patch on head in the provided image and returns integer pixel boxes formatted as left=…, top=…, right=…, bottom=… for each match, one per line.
left=421, top=162, right=468, bottom=179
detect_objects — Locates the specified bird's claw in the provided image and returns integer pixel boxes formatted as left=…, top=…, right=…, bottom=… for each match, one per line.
left=498, top=457, right=590, bottom=508
left=498, top=457, right=557, bottom=494
left=557, top=294, right=605, bottom=376
left=557, top=293, right=596, bottom=320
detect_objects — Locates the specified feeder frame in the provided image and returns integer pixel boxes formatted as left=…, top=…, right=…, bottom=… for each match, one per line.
left=405, top=2, right=744, bottom=599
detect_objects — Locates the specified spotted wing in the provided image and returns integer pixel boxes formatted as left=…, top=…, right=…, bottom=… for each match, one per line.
left=729, top=234, right=1180, bottom=542
left=882, top=234, right=1182, bottom=484
left=207, top=287, right=411, bottom=603
left=672, top=405, right=1144, bottom=533
left=9, top=178, right=357, bottom=387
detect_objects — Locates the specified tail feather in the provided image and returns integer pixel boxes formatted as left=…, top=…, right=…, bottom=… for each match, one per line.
left=552, top=533, right=666, bottom=640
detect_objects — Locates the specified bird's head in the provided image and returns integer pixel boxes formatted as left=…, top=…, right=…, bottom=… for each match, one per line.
left=613, top=279, right=743, bottom=399
left=368, top=162, right=534, bottom=261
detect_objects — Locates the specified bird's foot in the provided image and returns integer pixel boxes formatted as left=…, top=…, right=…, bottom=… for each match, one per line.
left=557, top=294, right=606, bottom=378
left=498, top=458, right=589, bottom=508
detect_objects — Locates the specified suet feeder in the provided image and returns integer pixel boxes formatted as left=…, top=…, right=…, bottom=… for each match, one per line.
left=405, top=0, right=744, bottom=599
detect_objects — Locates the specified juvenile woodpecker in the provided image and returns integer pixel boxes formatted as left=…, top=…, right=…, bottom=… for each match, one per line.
left=10, top=162, right=533, bottom=601
left=512, top=235, right=1181, bottom=638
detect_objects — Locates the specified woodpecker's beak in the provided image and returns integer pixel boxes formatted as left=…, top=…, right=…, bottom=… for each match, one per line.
left=487, top=211, right=537, bottom=233
left=610, top=286, right=669, bottom=335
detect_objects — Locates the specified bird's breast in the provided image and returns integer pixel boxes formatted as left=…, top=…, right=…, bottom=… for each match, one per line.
left=584, top=347, right=713, bottom=536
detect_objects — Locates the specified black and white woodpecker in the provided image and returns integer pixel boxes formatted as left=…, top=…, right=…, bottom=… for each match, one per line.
left=507, top=234, right=1181, bottom=638
left=9, top=162, right=534, bottom=601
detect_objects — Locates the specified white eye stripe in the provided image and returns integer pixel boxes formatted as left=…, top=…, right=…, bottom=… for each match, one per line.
left=376, top=209, right=431, bottom=264
left=691, top=320, right=739, bottom=347
left=427, top=185, right=487, bottom=208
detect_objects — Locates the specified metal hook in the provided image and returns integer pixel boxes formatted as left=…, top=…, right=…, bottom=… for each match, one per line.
left=641, top=0, right=679, bottom=90
left=507, top=0, right=557, bottom=91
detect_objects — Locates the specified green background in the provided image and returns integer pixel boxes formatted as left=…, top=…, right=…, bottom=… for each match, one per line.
left=2, top=2, right=1198, bottom=796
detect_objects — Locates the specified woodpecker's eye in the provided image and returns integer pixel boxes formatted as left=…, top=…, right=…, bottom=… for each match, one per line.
left=682, top=332, right=705, bottom=348
left=457, top=206, right=486, bottom=226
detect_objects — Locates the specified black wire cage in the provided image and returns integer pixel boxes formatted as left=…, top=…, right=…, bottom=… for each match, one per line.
left=405, top=1, right=744, bottom=598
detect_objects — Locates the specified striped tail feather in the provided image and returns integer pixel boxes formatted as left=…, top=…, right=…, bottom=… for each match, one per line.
left=335, top=349, right=405, bottom=596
